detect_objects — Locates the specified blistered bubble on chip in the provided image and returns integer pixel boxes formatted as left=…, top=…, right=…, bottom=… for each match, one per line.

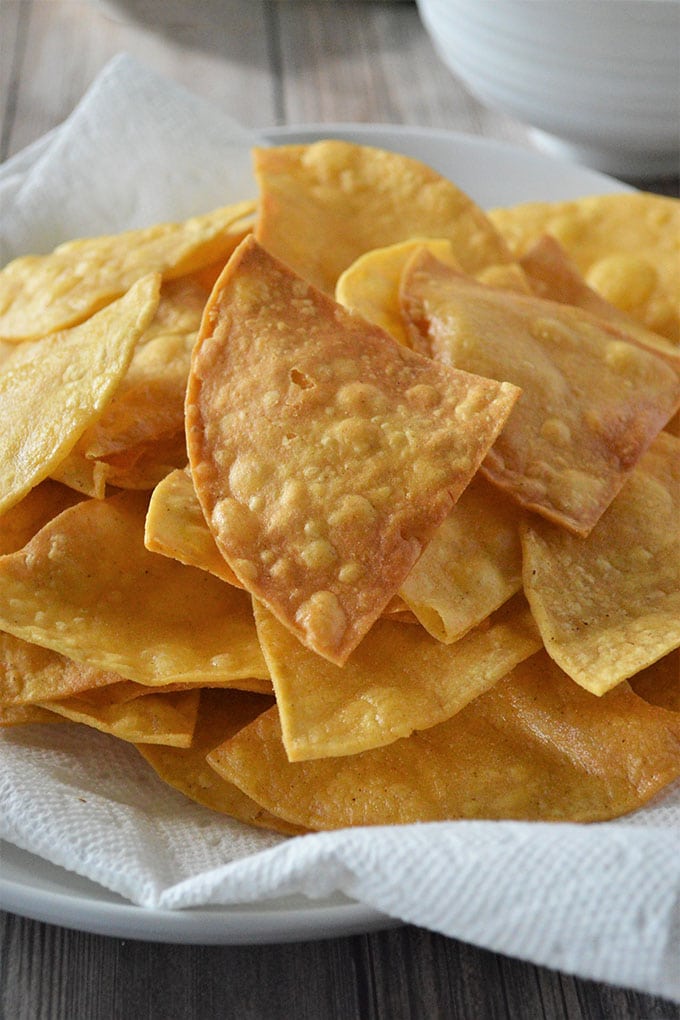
left=0, top=274, right=161, bottom=516
left=186, top=236, right=520, bottom=664
left=254, top=141, right=512, bottom=294
left=0, top=202, right=255, bottom=343
left=208, top=651, right=680, bottom=829
left=522, top=432, right=680, bottom=695
left=401, top=249, right=680, bottom=535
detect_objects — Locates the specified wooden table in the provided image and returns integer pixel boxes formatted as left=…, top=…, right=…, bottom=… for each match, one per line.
left=1, top=3, right=678, bottom=1017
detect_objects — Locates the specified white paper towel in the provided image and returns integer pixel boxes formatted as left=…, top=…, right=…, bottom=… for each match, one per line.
left=1, top=54, right=679, bottom=1003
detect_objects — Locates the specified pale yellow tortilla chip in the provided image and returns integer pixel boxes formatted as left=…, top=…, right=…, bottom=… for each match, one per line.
left=0, top=201, right=255, bottom=343
left=0, top=491, right=269, bottom=687
left=254, top=592, right=541, bottom=761
left=521, top=431, right=680, bottom=695
left=137, top=688, right=306, bottom=833
left=0, top=703, right=64, bottom=727
left=186, top=236, right=520, bottom=664
left=254, top=141, right=512, bottom=294
left=490, top=193, right=680, bottom=343
left=208, top=651, right=680, bottom=828
left=401, top=249, right=680, bottom=535
left=0, top=274, right=161, bottom=516
left=399, top=474, right=524, bottom=643
left=42, top=687, right=200, bottom=747
left=145, top=468, right=242, bottom=586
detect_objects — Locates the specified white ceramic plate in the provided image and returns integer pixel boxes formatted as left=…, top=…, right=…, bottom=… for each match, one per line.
left=0, top=124, right=627, bottom=945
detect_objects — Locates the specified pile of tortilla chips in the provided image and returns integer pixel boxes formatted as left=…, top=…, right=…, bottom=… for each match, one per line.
left=1, top=141, right=679, bottom=835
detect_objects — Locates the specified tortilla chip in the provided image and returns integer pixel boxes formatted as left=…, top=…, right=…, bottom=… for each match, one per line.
left=254, top=141, right=512, bottom=294
left=0, top=491, right=269, bottom=687
left=522, top=431, right=680, bottom=695
left=137, top=688, right=305, bottom=833
left=489, top=193, right=680, bottom=343
left=0, top=480, right=83, bottom=555
left=254, top=592, right=541, bottom=761
left=42, top=687, right=200, bottom=747
left=401, top=249, right=680, bottom=535
left=208, top=651, right=680, bottom=828
left=520, top=234, right=680, bottom=369
left=75, top=276, right=208, bottom=461
left=145, top=468, right=242, bottom=586
left=336, top=238, right=461, bottom=345
left=0, top=631, right=121, bottom=706
left=49, top=450, right=112, bottom=498
left=399, top=474, right=524, bottom=643
left=186, top=236, right=519, bottom=664
left=0, top=274, right=161, bottom=515
left=101, top=431, right=188, bottom=491
left=0, top=201, right=255, bottom=343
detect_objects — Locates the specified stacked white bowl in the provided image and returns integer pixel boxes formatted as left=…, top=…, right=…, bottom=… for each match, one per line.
left=416, top=0, right=680, bottom=177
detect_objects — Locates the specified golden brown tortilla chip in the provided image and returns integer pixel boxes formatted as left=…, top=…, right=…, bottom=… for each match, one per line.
left=137, top=688, right=306, bottom=833
left=0, top=480, right=83, bottom=555
left=522, top=431, right=680, bottom=695
left=490, top=193, right=680, bottom=343
left=254, top=592, right=541, bottom=761
left=0, top=491, right=269, bottom=687
left=145, top=468, right=242, bottom=586
left=0, top=201, right=255, bottom=343
left=0, top=274, right=161, bottom=515
left=401, top=249, right=680, bottom=535
left=208, top=651, right=680, bottom=828
left=630, top=651, right=680, bottom=713
left=0, top=632, right=121, bottom=706
left=254, top=141, right=512, bottom=293
left=520, top=234, right=680, bottom=369
left=186, top=236, right=519, bottom=664
left=42, top=687, right=200, bottom=747
left=399, top=474, right=524, bottom=643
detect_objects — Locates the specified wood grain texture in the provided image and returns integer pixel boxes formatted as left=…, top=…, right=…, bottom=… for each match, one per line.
left=0, top=3, right=679, bottom=1018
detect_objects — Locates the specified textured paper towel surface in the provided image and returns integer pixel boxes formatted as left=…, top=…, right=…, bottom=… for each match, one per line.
left=1, top=55, right=679, bottom=1004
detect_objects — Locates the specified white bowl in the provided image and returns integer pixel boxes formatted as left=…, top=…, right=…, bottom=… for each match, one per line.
left=416, top=0, right=680, bottom=177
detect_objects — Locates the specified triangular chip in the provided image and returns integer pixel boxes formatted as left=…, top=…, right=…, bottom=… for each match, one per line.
left=137, top=688, right=305, bottom=834
left=399, top=474, right=524, bottom=643
left=208, top=651, right=680, bottom=829
left=254, top=141, right=512, bottom=293
left=42, top=687, right=200, bottom=747
left=0, top=491, right=269, bottom=687
left=144, top=468, right=242, bottom=586
left=186, top=236, right=519, bottom=664
left=0, top=201, right=254, bottom=342
left=522, top=432, right=680, bottom=695
left=489, top=192, right=680, bottom=343
left=0, top=632, right=121, bottom=706
left=520, top=234, right=680, bottom=368
left=401, top=249, right=680, bottom=535
left=254, top=592, right=541, bottom=761
left=0, top=274, right=161, bottom=515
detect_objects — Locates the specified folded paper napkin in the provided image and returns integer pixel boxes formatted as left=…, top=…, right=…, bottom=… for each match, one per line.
left=1, top=54, right=679, bottom=1004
